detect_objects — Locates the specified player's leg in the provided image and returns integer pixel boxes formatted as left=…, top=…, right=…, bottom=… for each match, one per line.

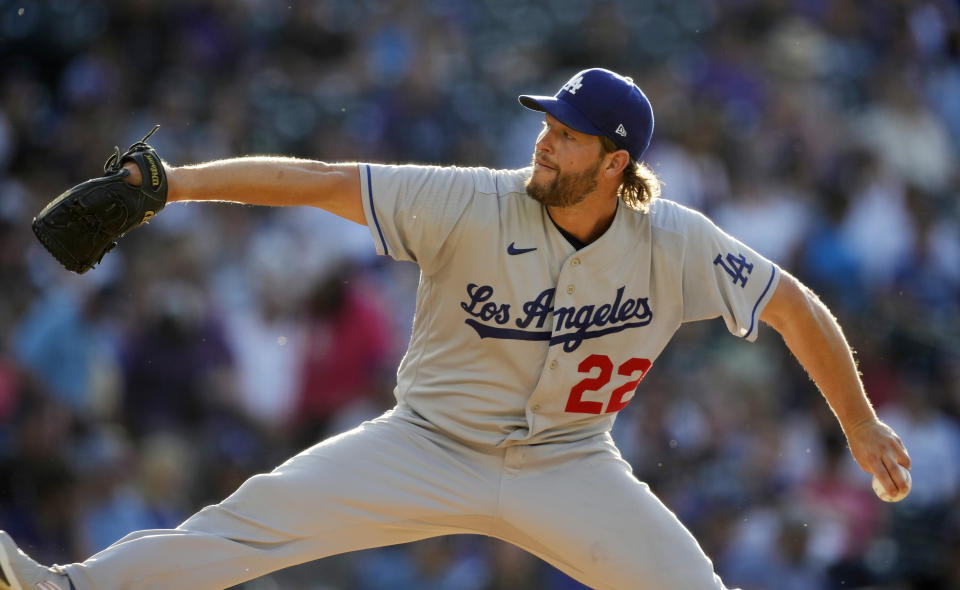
left=56, top=410, right=501, bottom=590
left=496, top=435, right=735, bottom=590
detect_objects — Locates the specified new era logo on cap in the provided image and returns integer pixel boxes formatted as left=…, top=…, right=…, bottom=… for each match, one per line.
left=519, top=68, right=654, bottom=161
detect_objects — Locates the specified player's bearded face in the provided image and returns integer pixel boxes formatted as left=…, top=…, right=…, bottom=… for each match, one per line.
left=525, top=155, right=603, bottom=208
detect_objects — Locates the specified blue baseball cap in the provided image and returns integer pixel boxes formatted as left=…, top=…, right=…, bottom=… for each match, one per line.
left=519, top=68, right=654, bottom=161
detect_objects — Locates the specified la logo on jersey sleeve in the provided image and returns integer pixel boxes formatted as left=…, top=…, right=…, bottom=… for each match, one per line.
left=713, top=252, right=754, bottom=287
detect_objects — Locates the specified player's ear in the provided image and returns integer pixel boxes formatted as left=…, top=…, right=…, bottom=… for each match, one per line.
left=603, top=149, right=630, bottom=177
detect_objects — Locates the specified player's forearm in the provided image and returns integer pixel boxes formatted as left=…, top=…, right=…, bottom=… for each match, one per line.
left=127, top=157, right=365, bottom=223
left=760, top=273, right=878, bottom=434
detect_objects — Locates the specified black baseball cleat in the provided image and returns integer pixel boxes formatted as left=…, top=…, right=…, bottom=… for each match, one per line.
left=0, top=531, right=73, bottom=590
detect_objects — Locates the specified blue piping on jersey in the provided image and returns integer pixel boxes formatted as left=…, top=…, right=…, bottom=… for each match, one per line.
left=743, top=265, right=777, bottom=340
left=366, top=165, right=389, bottom=257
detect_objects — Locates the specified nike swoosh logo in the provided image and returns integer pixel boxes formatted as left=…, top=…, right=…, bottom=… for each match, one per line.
left=507, top=242, right=537, bottom=255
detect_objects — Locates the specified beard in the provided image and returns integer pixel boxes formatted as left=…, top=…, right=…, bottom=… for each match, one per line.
left=525, top=157, right=602, bottom=208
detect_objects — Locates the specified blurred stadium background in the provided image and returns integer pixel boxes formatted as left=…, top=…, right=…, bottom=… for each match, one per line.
left=1, top=0, right=958, bottom=588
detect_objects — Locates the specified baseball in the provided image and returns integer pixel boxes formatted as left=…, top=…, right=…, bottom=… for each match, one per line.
left=872, top=464, right=911, bottom=502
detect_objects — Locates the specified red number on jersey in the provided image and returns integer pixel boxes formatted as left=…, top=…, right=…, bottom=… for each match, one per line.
left=605, top=357, right=652, bottom=413
left=564, top=355, right=651, bottom=414
left=564, top=354, right=613, bottom=414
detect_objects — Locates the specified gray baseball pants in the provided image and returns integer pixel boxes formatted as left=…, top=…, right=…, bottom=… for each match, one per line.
left=62, top=408, right=732, bottom=590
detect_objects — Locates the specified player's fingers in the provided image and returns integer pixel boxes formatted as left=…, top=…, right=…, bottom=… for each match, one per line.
left=865, top=453, right=894, bottom=495
left=875, top=422, right=910, bottom=471
left=851, top=423, right=909, bottom=480
left=881, top=456, right=908, bottom=495
left=891, top=435, right=911, bottom=470
left=878, top=429, right=910, bottom=472
left=895, top=446, right=911, bottom=471
left=872, top=458, right=895, bottom=496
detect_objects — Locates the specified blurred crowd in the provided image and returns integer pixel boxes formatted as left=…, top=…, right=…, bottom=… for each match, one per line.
left=1, top=0, right=959, bottom=588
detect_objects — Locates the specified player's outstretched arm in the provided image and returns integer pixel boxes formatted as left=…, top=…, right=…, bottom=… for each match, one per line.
left=759, top=271, right=911, bottom=499
left=125, top=158, right=365, bottom=224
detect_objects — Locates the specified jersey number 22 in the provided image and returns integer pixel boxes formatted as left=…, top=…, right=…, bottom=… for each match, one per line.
left=565, top=354, right=651, bottom=414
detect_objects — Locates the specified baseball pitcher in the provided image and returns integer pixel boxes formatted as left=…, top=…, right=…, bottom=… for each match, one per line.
left=4, top=68, right=911, bottom=590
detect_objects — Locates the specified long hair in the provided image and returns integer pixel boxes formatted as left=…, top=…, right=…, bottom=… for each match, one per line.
left=600, top=136, right=661, bottom=213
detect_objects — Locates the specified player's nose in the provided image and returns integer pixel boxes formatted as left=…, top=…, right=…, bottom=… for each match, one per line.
left=534, top=128, right=554, bottom=153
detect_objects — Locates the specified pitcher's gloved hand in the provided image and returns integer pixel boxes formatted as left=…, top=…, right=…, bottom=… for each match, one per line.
left=32, top=125, right=167, bottom=274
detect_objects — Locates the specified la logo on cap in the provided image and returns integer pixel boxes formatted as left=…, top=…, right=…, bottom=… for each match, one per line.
left=562, top=75, right=584, bottom=95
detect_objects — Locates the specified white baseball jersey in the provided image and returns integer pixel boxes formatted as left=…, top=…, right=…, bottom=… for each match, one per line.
left=60, top=162, right=764, bottom=590
left=359, top=163, right=781, bottom=448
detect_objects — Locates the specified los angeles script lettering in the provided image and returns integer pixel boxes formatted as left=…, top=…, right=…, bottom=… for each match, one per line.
left=460, top=284, right=653, bottom=352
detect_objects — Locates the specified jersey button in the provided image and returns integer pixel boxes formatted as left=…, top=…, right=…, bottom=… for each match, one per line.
left=566, top=285, right=575, bottom=294
left=532, top=404, right=541, bottom=411
left=549, top=360, right=558, bottom=369
left=571, top=258, right=581, bottom=266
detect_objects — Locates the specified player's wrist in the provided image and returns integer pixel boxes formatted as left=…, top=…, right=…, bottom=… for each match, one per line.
left=166, top=164, right=202, bottom=203
left=841, top=414, right=881, bottom=439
